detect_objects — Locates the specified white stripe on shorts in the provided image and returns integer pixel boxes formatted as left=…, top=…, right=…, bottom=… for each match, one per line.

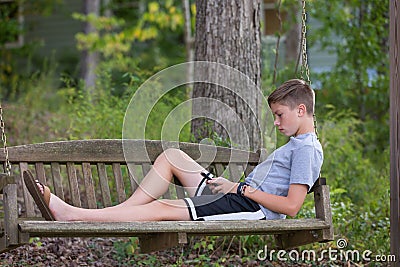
left=185, top=197, right=199, bottom=220
left=184, top=197, right=265, bottom=221
left=195, top=179, right=208, bottom=196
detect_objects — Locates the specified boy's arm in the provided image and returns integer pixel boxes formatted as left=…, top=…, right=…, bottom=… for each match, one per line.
left=243, top=184, right=308, bottom=217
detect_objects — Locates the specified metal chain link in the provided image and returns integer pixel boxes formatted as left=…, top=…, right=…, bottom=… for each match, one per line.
left=299, top=0, right=319, bottom=140
left=0, top=102, right=12, bottom=176
left=300, top=0, right=311, bottom=86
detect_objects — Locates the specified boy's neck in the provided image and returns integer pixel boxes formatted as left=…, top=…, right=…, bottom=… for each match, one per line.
left=294, top=117, right=315, bottom=137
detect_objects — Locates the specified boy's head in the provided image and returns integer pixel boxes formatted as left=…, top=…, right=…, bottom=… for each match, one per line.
left=268, top=79, right=315, bottom=116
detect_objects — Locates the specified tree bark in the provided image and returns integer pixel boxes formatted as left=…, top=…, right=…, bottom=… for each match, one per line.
left=80, top=0, right=100, bottom=93
left=284, top=3, right=301, bottom=65
left=390, top=0, right=400, bottom=264
left=191, top=0, right=262, bottom=150
left=183, top=0, right=194, bottom=98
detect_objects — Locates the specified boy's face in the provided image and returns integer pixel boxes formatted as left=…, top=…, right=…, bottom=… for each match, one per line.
left=270, top=103, right=301, bottom=137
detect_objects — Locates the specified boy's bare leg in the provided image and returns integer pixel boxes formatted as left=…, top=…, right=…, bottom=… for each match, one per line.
left=49, top=194, right=191, bottom=221
left=46, top=148, right=204, bottom=221
left=122, top=148, right=206, bottom=206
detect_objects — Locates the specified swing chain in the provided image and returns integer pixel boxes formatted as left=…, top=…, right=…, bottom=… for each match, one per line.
left=0, top=103, right=11, bottom=176
left=300, top=0, right=311, bottom=86
left=299, top=0, right=319, bottom=139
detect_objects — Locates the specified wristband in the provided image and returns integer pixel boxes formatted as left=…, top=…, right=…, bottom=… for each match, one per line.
left=241, top=184, right=248, bottom=196
left=237, top=182, right=248, bottom=196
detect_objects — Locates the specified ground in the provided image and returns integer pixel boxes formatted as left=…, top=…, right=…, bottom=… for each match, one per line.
left=1, top=237, right=387, bottom=266
left=0, top=237, right=263, bottom=266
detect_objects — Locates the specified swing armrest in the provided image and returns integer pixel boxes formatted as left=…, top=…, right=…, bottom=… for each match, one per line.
left=308, top=177, right=326, bottom=194
left=0, top=174, right=16, bottom=193
left=0, top=174, right=26, bottom=252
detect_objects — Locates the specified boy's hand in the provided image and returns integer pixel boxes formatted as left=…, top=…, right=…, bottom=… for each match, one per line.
left=206, top=177, right=238, bottom=194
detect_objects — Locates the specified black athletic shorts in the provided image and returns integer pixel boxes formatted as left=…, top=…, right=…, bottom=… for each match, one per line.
left=183, top=177, right=266, bottom=221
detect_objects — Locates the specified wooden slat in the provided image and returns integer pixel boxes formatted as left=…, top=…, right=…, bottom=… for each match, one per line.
left=19, top=163, right=35, bottom=217
left=127, top=165, right=139, bottom=195
left=82, top=163, right=97, bottom=209
left=174, top=177, right=186, bottom=199
left=141, top=162, right=173, bottom=199
left=1, top=140, right=260, bottom=164
left=51, top=162, right=64, bottom=200
left=66, top=163, right=81, bottom=207
left=140, top=232, right=187, bottom=253
left=2, top=178, right=18, bottom=245
left=19, top=219, right=330, bottom=237
left=162, top=187, right=171, bottom=199
left=34, top=163, right=46, bottom=185
left=141, top=163, right=152, bottom=176
left=228, top=163, right=242, bottom=182
left=0, top=175, right=15, bottom=192
left=314, top=185, right=334, bottom=241
left=112, top=163, right=126, bottom=203
left=214, top=163, right=225, bottom=177
left=275, top=229, right=326, bottom=249
left=244, top=163, right=256, bottom=177
left=97, top=163, right=112, bottom=207
left=141, top=163, right=170, bottom=199
left=1, top=175, right=29, bottom=252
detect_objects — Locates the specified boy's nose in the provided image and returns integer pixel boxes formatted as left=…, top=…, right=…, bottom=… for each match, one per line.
left=274, top=120, right=280, bottom=126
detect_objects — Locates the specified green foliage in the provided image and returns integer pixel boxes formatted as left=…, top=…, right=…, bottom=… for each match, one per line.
left=309, top=0, right=389, bottom=155
left=112, top=237, right=139, bottom=260
left=318, top=106, right=387, bottom=205
left=144, top=85, right=191, bottom=142
left=0, top=0, right=63, bottom=100
left=56, top=71, right=135, bottom=140
left=73, top=0, right=185, bottom=71
left=0, top=1, right=20, bottom=45
left=74, top=0, right=184, bottom=51
left=330, top=194, right=390, bottom=254
left=3, top=58, right=69, bottom=145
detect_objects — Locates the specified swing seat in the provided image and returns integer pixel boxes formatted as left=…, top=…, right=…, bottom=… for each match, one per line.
left=0, top=139, right=333, bottom=253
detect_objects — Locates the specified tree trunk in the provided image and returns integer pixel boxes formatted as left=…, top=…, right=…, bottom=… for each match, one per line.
left=80, top=0, right=100, bottom=92
left=191, top=0, right=262, bottom=150
left=389, top=0, right=400, bottom=263
left=183, top=0, right=194, bottom=72
left=183, top=0, right=194, bottom=99
left=284, top=3, right=301, bottom=65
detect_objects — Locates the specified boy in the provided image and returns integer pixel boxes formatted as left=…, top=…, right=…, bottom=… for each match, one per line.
left=25, top=79, right=323, bottom=221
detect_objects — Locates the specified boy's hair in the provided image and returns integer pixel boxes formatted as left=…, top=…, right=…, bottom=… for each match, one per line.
left=268, top=79, right=315, bottom=115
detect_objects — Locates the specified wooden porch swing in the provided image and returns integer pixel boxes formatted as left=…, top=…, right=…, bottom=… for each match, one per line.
left=0, top=0, right=333, bottom=254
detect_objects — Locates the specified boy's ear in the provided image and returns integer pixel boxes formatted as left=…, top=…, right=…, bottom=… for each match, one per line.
left=298, top=104, right=307, bottom=116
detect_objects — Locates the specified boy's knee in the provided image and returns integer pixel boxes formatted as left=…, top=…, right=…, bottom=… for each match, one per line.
left=156, top=148, right=182, bottom=164
left=164, top=148, right=181, bottom=156
left=163, top=148, right=185, bottom=161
